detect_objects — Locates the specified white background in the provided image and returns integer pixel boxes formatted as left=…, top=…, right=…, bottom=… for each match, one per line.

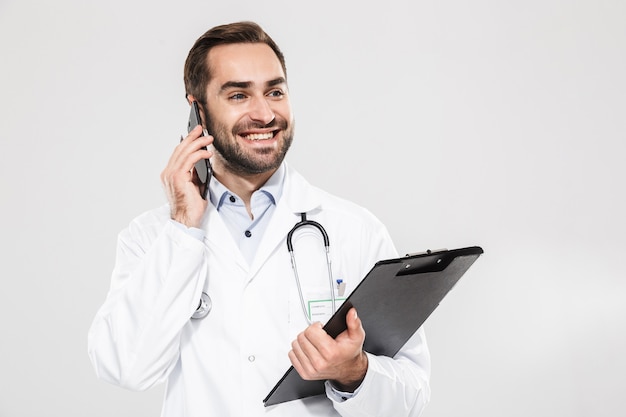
left=1, top=0, right=624, bottom=416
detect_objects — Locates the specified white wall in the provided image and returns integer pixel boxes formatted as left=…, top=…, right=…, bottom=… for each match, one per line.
left=1, top=0, right=624, bottom=416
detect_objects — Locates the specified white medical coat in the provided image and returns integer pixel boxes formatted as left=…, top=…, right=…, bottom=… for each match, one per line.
left=88, top=163, right=431, bottom=416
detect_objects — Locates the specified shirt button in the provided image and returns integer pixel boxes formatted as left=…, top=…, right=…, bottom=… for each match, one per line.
left=248, top=355, right=256, bottom=362
left=245, top=230, right=252, bottom=238
left=229, top=195, right=236, bottom=202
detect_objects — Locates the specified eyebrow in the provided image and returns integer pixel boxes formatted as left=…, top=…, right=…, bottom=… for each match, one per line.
left=219, top=77, right=286, bottom=92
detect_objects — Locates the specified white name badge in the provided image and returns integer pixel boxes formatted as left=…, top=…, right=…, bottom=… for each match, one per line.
left=307, top=297, right=347, bottom=323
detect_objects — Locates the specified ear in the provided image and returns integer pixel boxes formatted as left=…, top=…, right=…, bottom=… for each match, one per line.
left=187, top=94, right=197, bottom=105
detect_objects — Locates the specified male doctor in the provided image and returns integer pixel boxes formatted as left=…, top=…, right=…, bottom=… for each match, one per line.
left=88, top=21, right=431, bottom=416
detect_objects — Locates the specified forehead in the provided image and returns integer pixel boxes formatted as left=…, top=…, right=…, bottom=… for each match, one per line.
left=207, top=43, right=285, bottom=87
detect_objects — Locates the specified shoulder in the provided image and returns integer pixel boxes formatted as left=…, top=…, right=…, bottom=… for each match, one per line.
left=120, top=203, right=172, bottom=244
left=285, top=165, right=384, bottom=228
left=284, top=165, right=397, bottom=259
left=317, top=187, right=384, bottom=229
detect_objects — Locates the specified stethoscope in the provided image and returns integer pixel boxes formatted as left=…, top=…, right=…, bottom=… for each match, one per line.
left=192, top=212, right=337, bottom=323
left=287, top=212, right=336, bottom=325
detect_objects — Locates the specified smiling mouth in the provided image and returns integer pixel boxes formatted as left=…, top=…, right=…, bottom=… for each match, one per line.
left=241, top=132, right=276, bottom=141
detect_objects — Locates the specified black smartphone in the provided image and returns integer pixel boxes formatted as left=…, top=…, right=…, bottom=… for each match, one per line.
left=187, top=101, right=212, bottom=199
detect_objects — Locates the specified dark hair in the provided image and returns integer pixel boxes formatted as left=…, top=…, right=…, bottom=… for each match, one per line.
left=183, top=21, right=287, bottom=104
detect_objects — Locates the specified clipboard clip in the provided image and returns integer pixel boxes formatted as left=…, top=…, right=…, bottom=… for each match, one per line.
left=405, top=248, right=448, bottom=257
left=398, top=249, right=453, bottom=276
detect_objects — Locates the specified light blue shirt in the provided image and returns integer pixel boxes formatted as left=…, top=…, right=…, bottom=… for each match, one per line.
left=207, top=164, right=285, bottom=265
left=170, top=164, right=285, bottom=265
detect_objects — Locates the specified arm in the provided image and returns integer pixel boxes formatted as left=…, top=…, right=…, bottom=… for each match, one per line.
left=330, top=328, right=431, bottom=417
left=87, top=125, right=214, bottom=390
left=87, top=219, right=208, bottom=390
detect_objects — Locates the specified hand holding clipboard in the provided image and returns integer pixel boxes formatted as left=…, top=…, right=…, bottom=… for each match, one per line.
left=264, top=246, right=484, bottom=406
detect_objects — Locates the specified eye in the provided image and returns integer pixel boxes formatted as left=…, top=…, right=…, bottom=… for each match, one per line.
left=229, top=93, right=247, bottom=101
left=267, top=89, right=284, bottom=98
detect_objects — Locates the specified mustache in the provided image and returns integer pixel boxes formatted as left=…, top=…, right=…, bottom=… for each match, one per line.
left=233, top=117, right=288, bottom=133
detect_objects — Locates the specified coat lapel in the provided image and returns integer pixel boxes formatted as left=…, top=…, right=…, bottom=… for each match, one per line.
left=247, top=164, right=323, bottom=280
left=203, top=203, right=249, bottom=272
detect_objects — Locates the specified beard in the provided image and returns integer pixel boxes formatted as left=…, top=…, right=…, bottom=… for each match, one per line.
left=205, top=111, right=294, bottom=175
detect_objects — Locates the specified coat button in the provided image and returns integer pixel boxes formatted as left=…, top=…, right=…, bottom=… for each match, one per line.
left=248, top=355, right=256, bottom=362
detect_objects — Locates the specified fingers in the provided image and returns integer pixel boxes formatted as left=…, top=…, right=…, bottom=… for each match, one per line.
left=164, top=126, right=210, bottom=181
left=289, top=323, right=328, bottom=379
left=173, top=125, right=213, bottom=173
left=160, top=125, right=213, bottom=227
left=288, top=309, right=367, bottom=381
left=162, top=143, right=211, bottom=194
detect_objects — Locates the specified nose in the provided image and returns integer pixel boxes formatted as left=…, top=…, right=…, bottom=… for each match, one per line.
left=247, top=96, right=275, bottom=126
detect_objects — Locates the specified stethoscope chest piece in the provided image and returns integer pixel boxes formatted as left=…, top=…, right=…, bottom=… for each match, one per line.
left=191, top=292, right=212, bottom=320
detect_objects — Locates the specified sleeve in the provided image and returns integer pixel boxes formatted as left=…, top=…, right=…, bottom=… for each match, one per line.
left=328, top=328, right=431, bottom=417
left=327, top=209, right=431, bottom=417
left=87, top=216, right=208, bottom=391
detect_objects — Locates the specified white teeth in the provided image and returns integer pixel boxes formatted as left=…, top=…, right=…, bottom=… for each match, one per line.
left=244, top=132, right=273, bottom=141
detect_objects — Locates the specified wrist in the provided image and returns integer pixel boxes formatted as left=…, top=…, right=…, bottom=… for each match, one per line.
left=331, top=351, right=368, bottom=393
left=170, top=206, right=202, bottom=228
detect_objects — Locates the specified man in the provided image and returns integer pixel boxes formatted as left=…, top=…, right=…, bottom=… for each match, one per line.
left=88, top=21, right=430, bottom=416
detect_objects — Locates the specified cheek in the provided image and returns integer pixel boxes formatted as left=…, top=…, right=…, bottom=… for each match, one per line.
left=207, top=104, right=237, bottom=128
left=209, top=114, right=237, bottom=136
left=274, top=102, right=293, bottom=121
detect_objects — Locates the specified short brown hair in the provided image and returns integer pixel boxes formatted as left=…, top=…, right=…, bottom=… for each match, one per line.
left=183, top=21, right=287, bottom=104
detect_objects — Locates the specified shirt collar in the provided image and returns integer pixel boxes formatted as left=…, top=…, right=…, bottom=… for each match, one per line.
left=208, top=163, right=286, bottom=211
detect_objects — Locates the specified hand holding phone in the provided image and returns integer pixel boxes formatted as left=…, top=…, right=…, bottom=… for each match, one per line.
left=187, top=101, right=213, bottom=200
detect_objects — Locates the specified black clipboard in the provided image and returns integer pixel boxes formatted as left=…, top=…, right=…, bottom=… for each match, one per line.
left=263, top=245, right=484, bottom=407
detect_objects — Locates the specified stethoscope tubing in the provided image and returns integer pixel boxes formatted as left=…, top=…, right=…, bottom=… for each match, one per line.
left=287, top=212, right=336, bottom=325
left=192, top=212, right=337, bottom=323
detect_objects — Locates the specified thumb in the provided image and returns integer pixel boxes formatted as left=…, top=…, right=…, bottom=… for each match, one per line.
left=346, top=307, right=363, bottom=335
